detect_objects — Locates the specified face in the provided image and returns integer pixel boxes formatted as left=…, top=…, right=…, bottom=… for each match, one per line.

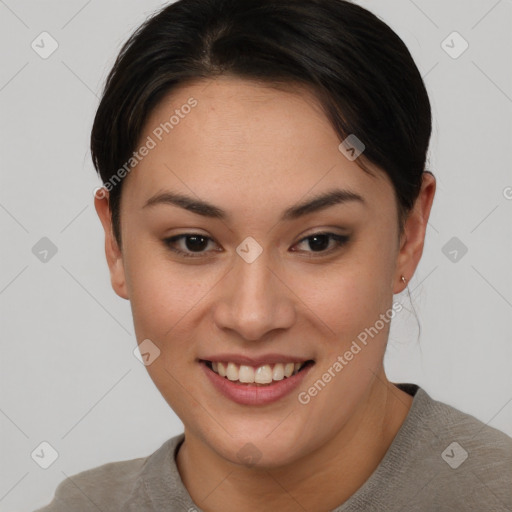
left=96, top=77, right=431, bottom=468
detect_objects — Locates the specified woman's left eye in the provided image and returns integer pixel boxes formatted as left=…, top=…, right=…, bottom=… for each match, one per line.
left=163, top=232, right=350, bottom=259
left=291, top=232, right=350, bottom=255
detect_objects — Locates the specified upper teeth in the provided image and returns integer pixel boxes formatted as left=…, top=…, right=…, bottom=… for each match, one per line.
left=211, top=361, right=304, bottom=384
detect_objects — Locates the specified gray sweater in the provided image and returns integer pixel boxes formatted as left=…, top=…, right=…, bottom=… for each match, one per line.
left=34, top=384, right=512, bottom=511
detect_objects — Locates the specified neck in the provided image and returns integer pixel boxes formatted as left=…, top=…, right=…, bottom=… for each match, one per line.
left=177, top=372, right=413, bottom=512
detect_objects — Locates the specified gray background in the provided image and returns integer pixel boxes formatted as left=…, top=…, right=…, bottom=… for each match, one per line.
left=1, top=0, right=511, bottom=510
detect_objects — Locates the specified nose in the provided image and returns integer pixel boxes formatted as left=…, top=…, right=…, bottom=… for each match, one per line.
left=212, top=249, right=296, bottom=341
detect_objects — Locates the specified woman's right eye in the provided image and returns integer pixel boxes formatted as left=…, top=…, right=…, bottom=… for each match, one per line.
left=163, top=234, right=219, bottom=258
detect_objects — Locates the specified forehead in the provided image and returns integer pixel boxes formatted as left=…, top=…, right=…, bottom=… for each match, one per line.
left=121, top=77, right=394, bottom=217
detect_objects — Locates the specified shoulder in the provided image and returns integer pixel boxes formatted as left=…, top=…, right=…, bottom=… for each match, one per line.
left=398, top=386, right=512, bottom=510
left=33, top=435, right=181, bottom=512
left=421, top=387, right=512, bottom=459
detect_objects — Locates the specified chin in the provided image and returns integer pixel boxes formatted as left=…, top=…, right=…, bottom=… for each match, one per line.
left=203, top=422, right=312, bottom=469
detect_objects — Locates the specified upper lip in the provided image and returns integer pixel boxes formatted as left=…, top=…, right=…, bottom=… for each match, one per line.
left=199, top=353, right=314, bottom=366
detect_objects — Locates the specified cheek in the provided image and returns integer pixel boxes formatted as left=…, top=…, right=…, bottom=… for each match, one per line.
left=124, top=251, right=207, bottom=411
left=122, top=244, right=200, bottom=340
left=298, top=241, right=397, bottom=383
left=306, top=248, right=394, bottom=333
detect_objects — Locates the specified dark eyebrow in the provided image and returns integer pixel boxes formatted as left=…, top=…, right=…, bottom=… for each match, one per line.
left=282, top=189, right=365, bottom=220
left=142, top=188, right=365, bottom=221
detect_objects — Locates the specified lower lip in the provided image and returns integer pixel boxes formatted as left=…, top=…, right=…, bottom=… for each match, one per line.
left=200, top=361, right=314, bottom=406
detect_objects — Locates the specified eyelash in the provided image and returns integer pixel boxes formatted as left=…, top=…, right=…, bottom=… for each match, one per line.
left=163, top=232, right=350, bottom=259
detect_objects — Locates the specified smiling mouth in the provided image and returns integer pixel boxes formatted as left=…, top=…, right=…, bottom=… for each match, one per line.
left=201, top=360, right=315, bottom=386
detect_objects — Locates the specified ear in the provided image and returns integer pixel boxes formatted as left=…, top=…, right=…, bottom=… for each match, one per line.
left=94, top=188, right=129, bottom=300
left=393, top=172, right=436, bottom=294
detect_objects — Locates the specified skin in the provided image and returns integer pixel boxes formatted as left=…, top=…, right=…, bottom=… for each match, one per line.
left=95, top=76, right=436, bottom=511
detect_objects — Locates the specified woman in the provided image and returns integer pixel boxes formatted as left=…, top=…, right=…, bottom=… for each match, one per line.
left=36, top=0, right=511, bottom=510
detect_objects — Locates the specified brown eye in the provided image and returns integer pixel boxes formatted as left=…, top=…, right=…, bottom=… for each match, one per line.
left=291, top=232, right=350, bottom=255
left=163, top=234, right=218, bottom=258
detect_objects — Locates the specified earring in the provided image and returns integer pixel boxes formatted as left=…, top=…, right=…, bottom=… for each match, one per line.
left=401, top=275, right=407, bottom=286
